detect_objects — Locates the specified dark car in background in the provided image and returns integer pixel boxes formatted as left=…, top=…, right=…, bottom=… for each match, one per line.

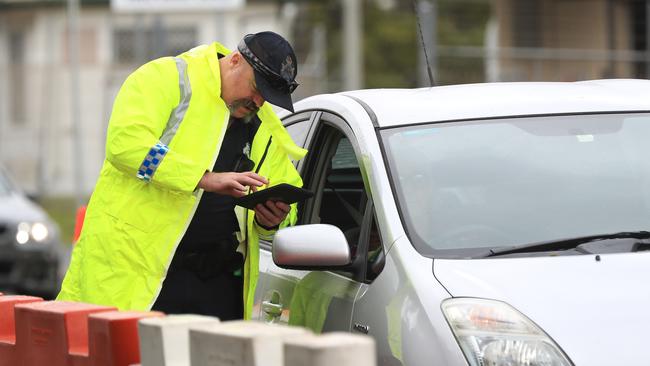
left=0, top=165, right=63, bottom=299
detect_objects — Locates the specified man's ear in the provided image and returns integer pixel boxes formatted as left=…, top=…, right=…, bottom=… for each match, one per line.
left=230, top=52, right=243, bottom=67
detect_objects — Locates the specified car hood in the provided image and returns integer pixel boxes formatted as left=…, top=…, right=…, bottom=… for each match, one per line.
left=0, top=193, right=47, bottom=223
left=434, top=252, right=650, bottom=365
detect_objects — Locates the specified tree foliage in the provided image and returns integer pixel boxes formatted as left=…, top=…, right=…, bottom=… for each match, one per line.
left=290, top=0, right=491, bottom=90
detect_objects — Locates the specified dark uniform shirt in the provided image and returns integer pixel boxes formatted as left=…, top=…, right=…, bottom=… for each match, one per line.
left=153, top=52, right=261, bottom=319
left=175, top=116, right=260, bottom=254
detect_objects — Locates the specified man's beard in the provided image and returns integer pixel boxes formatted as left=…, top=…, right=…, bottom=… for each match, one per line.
left=228, top=98, right=259, bottom=123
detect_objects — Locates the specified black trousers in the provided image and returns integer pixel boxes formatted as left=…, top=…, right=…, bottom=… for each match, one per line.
left=152, top=266, right=243, bottom=320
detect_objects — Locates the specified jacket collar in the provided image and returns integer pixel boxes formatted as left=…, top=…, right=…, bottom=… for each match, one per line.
left=208, top=42, right=231, bottom=100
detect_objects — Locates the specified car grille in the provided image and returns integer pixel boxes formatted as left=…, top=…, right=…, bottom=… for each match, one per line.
left=0, top=223, right=14, bottom=249
left=0, top=224, right=9, bottom=247
left=0, top=261, right=12, bottom=275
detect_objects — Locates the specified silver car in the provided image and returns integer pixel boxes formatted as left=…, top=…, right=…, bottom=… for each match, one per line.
left=0, top=165, right=63, bottom=299
left=252, top=79, right=650, bottom=365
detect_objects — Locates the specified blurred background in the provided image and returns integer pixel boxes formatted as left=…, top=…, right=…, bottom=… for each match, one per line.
left=0, top=0, right=649, bottom=296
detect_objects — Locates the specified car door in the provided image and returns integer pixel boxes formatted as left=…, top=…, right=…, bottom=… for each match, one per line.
left=253, top=112, right=385, bottom=333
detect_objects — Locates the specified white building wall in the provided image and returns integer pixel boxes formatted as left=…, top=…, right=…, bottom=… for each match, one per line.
left=0, top=3, right=286, bottom=196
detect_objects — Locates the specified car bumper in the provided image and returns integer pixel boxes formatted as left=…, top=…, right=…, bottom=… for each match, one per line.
left=0, top=249, right=60, bottom=298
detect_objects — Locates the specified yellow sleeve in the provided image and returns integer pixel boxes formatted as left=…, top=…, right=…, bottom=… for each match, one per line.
left=105, top=57, right=206, bottom=193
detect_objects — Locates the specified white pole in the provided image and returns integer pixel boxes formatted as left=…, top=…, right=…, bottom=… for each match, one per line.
left=67, top=0, right=84, bottom=204
left=37, top=17, right=56, bottom=195
left=342, top=0, right=363, bottom=91
left=0, top=21, right=5, bottom=162
left=646, top=0, right=650, bottom=77
left=215, top=11, right=225, bottom=44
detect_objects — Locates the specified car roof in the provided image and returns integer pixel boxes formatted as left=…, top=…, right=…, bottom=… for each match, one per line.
left=334, top=79, right=650, bottom=128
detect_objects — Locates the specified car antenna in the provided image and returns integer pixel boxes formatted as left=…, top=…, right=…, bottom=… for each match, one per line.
left=411, top=0, right=436, bottom=87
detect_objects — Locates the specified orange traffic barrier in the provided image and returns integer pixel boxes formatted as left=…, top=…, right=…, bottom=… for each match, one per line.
left=0, top=295, right=44, bottom=366
left=88, top=311, right=164, bottom=366
left=14, top=301, right=116, bottom=366
left=72, top=205, right=87, bottom=244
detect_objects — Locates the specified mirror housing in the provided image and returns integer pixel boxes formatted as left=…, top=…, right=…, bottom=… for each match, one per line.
left=272, top=224, right=352, bottom=269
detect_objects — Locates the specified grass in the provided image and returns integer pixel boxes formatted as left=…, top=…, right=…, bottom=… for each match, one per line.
left=38, top=196, right=87, bottom=246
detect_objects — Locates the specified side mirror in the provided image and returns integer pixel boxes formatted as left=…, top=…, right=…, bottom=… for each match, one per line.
left=272, top=224, right=351, bottom=270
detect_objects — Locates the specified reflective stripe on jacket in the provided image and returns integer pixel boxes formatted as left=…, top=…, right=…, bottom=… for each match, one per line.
left=57, top=42, right=306, bottom=319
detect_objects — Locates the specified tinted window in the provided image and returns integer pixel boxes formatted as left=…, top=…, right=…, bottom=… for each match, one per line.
left=331, top=138, right=357, bottom=169
left=318, top=136, right=366, bottom=235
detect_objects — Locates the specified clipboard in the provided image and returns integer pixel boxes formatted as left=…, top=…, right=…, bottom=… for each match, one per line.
left=234, top=183, right=314, bottom=210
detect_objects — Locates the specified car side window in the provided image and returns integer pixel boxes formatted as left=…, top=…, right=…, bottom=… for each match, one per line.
left=282, top=112, right=314, bottom=148
left=318, top=136, right=367, bottom=246
left=300, top=117, right=384, bottom=282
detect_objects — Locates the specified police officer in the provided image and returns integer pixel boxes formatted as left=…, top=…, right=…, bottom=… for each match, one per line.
left=58, top=31, right=306, bottom=320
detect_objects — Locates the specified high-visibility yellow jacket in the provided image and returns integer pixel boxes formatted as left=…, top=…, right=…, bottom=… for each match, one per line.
left=57, top=42, right=306, bottom=319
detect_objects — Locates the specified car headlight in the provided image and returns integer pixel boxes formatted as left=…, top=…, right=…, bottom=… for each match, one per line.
left=442, top=298, right=573, bottom=366
left=16, top=221, right=50, bottom=244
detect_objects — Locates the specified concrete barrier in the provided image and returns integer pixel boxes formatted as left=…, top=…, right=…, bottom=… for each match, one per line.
left=189, top=321, right=310, bottom=366
left=88, top=310, right=164, bottom=366
left=0, top=293, right=378, bottom=366
left=138, top=314, right=220, bottom=366
left=14, top=301, right=117, bottom=366
left=0, top=295, right=43, bottom=366
left=0, top=294, right=163, bottom=366
left=284, top=332, right=376, bottom=366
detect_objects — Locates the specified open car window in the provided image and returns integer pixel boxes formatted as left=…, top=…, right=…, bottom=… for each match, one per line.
left=299, top=115, right=385, bottom=283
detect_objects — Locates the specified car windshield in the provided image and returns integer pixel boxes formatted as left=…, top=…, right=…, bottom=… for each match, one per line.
left=381, top=112, right=650, bottom=258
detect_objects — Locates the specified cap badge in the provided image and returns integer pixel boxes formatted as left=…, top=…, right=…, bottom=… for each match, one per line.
left=281, top=56, right=295, bottom=80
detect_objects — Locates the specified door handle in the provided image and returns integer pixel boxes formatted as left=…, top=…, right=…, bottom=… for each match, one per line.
left=262, top=300, right=283, bottom=322
left=353, top=323, right=369, bottom=334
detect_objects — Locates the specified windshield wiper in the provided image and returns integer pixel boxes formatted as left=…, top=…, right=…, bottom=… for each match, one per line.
left=485, top=231, right=650, bottom=257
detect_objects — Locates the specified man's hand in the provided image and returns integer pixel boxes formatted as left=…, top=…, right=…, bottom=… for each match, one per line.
left=198, top=171, right=268, bottom=197
left=254, top=201, right=291, bottom=229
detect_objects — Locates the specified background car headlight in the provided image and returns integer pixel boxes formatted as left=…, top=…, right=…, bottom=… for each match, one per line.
left=30, top=222, right=49, bottom=242
left=16, top=221, right=50, bottom=244
left=442, top=298, right=573, bottom=366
